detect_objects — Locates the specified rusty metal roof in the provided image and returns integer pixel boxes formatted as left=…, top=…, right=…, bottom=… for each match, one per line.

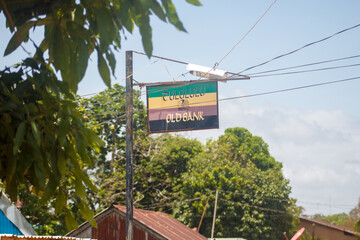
left=113, top=205, right=207, bottom=240
left=0, top=235, right=94, bottom=240
left=300, top=216, right=360, bottom=237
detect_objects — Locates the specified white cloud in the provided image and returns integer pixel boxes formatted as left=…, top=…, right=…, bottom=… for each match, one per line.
left=184, top=100, right=360, bottom=215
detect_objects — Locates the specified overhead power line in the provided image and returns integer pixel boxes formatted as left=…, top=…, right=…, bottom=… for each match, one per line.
left=219, top=76, right=360, bottom=102
left=234, top=23, right=360, bottom=75
left=247, top=54, right=360, bottom=76
left=248, top=63, right=360, bottom=78
left=79, top=54, right=360, bottom=101
left=84, top=76, right=360, bottom=128
left=215, top=0, right=278, bottom=67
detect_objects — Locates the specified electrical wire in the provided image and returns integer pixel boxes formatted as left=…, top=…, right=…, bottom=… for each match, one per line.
left=248, top=63, right=360, bottom=78
left=233, top=23, right=360, bottom=75
left=219, top=76, right=360, bottom=102
left=247, top=54, right=360, bottom=76
left=78, top=53, right=360, bottom=105
left=216, top=0, right=278, bottom=68
left=192, top=0, right=278, bottom=82
left=138, top=58, right=360, bottom=98
left=218, top=190, right=292, bottom=203
left=102, top=187, right=356, bottom=216
left=84, top=75, right=360, bottom=127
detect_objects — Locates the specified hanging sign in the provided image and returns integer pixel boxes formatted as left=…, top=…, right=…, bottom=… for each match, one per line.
left=147, top=81, right=219, bottom=133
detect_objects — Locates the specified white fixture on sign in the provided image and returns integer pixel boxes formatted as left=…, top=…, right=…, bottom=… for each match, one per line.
left=186, top=63, right=228, bottom=79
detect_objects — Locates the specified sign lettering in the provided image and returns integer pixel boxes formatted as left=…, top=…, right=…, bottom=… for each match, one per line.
left=147, top=82, right=219, bottom=133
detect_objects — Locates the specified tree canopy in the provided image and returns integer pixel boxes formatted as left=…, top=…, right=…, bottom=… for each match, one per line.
left=1, top=0, right=201, bottom=91
left=311, top=200, right=360, bottom=231
left=0, top=0, right=202, bottom=231
left=8, top=77, right=299, bottom=236
left=0, top=1, right=299, bottom=237
left=172, top=128, right=296, bottom=239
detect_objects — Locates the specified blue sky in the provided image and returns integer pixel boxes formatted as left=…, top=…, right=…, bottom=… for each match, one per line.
left=1, top=0, right=360, bottom=216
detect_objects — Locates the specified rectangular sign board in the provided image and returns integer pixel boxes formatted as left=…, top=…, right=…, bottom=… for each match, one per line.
left=147, top=81, right=219, bottom=133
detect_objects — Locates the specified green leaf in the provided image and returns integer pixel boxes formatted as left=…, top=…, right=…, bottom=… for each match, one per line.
left=41, top=176, right=57, bottom=202
left=149, top=0, right=166, bottom=21
left=5, top=176, right=18, bottom=202
left=74, top=177, right=86, bottom=200
left=5, top=154, right=17, bottom=186
left=79, top=170, right=98, bottom=192
left=57, top=150, right=67, bottom=175
left=139, top=15, right=153, bottom=56
left=86, top=129, right=104, bottom=150
left=30, top=120, right=41, bottom=146
left=106, top=51, right=116, bottom=76
left=53, top=25, right=69, bottom=71
left=24, top=58, right=39, bottom=70
left=96, top=4, right=115, bottom=47
left=186, top=0, right=202, bottom=6
left=162, top=0, right=187, bottom=32
left=34, top=162, right=46, bottom=190
left=4, top=21, right=35, bottom=56
left=58, top=120, right=69, bottom=146
left=65, top=209, right=78, bottom=231
left=77, top=40, right=89, bottom=80
left=55, top=190, right=66, bottom=214
left=79, top=203, right=97, bottom=227
left=120, top=2, right=134, bottom=32
left=97, top=50, right=111, bottom=87
left=14, top=122, right=26, bottom=154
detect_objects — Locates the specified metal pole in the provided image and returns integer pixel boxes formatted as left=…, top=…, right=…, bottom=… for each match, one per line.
left=211, top=190, right=219, bottom=239
left=198, top=195, right=211, bottom=232
left=125, top=50, right=134, bottom=240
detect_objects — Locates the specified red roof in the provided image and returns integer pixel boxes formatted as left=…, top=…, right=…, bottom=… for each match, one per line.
left=113, top=205, right=207, bottom=240
left=300, top=216, right=360, bottom=237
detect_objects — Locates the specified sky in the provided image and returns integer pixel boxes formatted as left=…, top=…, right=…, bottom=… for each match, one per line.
left=1, top=0, right=360, bottom=216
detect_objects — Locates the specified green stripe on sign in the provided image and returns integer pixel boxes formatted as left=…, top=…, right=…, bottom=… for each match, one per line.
left=147, top=82, right=217, bottom=98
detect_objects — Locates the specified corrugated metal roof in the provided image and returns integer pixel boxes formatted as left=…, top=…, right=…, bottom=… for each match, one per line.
left=0, top=211, right=22, bottom=235
left=0, top=235, right=95, bottom=240
left=0, top=192, right=37, bottom=236
left=113, top=205, right=208, bottom=240
left=300, top=216, right=360, bottom=237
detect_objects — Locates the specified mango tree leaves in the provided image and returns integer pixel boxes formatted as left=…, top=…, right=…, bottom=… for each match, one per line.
left=0, top=53, right=103, bottom=231
left=1, top=0, right=201, bottom=92
left=186, top=0, right=202, bottom=6
left=174, top=163, right=294, bottom=239
left=0, top=0, right=202, bottom=233
left=4, top=21, right=36, bottom=56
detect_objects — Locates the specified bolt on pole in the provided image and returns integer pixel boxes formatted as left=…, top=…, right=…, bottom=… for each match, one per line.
left=125, top=50, right=134, bottom=240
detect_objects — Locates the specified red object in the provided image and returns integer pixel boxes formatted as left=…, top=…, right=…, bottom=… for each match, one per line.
left=291, top=227, right=305, bottom=240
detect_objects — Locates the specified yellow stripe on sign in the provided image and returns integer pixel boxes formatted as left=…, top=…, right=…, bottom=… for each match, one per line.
left=148, top=92, right=217, bottom=110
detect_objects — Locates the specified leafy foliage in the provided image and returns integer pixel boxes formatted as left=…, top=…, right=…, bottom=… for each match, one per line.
left=78, top=84, right=147, bottom=208
left=17, top=185, right=66, bottom=235
left=170, top=127, right=295, bottom=239
left=174, top=164, right=294, bottom=239
left=200, top=127, right=282, bottom=171
left=0, top=51, right=103, bottom=230
left=1, top=0, right=201, bottom=91
left=310, top=199, right=360, bottom=231
left=312, top=213, right=352, bottom=228
left=1, top=0, right=202, bottom=232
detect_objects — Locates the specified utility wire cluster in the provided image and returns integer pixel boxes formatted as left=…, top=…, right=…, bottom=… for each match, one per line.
left=77, top=21, right=360, bottom=129
left=112, top=189, right=355, bottom=217
left=75, top=21, right=360, bottom=212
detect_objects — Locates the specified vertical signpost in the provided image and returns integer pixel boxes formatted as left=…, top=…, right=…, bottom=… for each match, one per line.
left=125, top=51, right=230, bottom=240
left=125, top=51, right=133, bottom=240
